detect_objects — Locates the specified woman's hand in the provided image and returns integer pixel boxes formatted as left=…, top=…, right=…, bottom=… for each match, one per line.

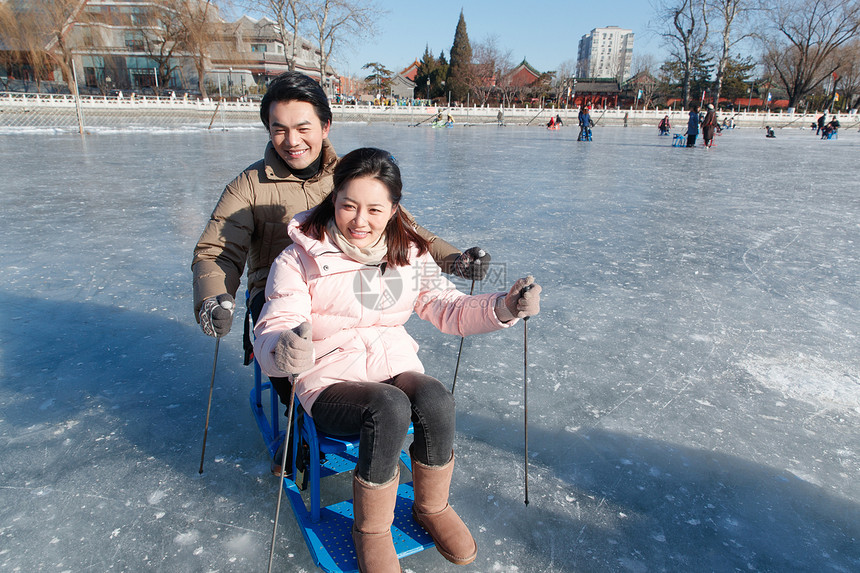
left=272, top=322, right=314, bottom=374
left=495, top=276, right=542, bottom=322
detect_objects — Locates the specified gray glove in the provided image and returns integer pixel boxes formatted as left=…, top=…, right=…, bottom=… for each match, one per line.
left=453, top=247, right=491, bottom=280
left=272, top=322, right=314, bottom=375
left=199, top=294, right=235, bottom=337
left=495, top=276, right=542, bottom=322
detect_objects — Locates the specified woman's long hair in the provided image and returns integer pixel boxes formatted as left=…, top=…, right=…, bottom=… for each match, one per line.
left=300, top=147, right=430, bottom=267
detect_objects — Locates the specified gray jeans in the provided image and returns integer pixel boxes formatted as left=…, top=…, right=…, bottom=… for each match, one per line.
left=310, top=371, right=455, bottom=484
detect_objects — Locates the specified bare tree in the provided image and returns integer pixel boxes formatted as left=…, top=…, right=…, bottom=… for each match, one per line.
left=176, top=0, right=224, bottom=98
left=656, top=0, right=710, bottom=106
left=137, top=2, right=188, bottom=90
left=306, top=0, right=379, bottom=92
left=1, top=0, right=91, bottom=92
left=554, top=59, right=577, bottom=107
left=630, top=52, right=657, bottom=76
left=832, top=41, right=860, bottom=110
left=469, top=35, right=513, bottom=105
left=710, top=0, right=754, bottom=107
left=247, top=0, right=308, bottom=70
left=759, top=0, right=860, bottom=109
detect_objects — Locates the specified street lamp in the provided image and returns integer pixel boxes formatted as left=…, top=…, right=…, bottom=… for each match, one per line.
left=426, top=78, right=430, bottom=101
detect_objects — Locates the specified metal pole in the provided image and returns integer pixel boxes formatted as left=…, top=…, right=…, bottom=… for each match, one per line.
left=198, top=337, right=221, bottom=474
left=267, top=377, right=297, bottom=573
left=520, top=284, right=534, bottom=506
left=450, top=278, right=476, bottom=394
left=198, top=298, right=234, bottom=473
left=72, top=65, right=84, bottom=135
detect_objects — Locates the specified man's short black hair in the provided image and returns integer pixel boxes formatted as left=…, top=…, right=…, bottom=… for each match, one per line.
left=260, top=71, right=332, bottom=130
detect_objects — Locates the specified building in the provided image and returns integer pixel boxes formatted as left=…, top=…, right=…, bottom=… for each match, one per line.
left=208, top=15, right=338, bottom=93
left=388, top=74, right=415, bottom=100
left=1, top=0, right=337, bottom=96
left=572, top=78, right=621, bottom=108
left=576, top=26, right=634, bottom=81
left=510, top=59, right=541, bottom=87
left=399, top=60, right=420, bottom=82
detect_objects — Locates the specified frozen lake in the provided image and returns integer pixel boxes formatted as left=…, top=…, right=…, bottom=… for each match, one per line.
left=1, top=123, right=858, bottom=572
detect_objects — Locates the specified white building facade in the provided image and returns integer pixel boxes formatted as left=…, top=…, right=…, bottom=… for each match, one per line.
left=576, top=26, right=634, bottom=80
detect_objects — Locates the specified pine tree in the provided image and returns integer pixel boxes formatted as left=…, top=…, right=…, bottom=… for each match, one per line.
left=447, top=9, right=472, bottom=104
left=414, top=45, right=439, bottom=100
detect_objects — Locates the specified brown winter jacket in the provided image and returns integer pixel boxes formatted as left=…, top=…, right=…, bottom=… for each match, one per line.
left=192, top=139, right=460, bottom=319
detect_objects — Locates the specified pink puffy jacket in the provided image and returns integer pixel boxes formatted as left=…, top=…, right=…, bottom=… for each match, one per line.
left=253, top=212, right=514, bottom=413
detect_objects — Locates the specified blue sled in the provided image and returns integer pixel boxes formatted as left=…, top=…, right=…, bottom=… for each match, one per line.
left=250, top=362, right=435, bottom=572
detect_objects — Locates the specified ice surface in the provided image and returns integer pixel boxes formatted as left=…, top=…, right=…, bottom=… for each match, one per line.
left=1, top=122, right=858, bottom=572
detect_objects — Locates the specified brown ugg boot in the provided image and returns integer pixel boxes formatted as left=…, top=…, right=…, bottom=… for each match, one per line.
left=411, top=452, right=477, bottom=565
left=351, top=468, right=401, bottom=573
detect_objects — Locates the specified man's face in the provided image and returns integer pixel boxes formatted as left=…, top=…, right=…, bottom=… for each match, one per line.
left=268, top=100, right=331, bottom=171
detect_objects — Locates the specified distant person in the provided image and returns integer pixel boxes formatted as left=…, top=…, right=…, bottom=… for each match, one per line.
left=555, top=114, right=564, bottom=126
left=497, top=108, right=505, bottom=126
left=547, top=116, right=556, bottom=128
left=701, top=104, right=717, bottom=147
left=686, top=105, right=700, bottom=147
left=253, top=147, right=542, bottom=571
left=446, top=113, right=454, bottom=126
left=765, top=125, right=776, bottom=138
left=658, top=115, right=671, bottom=135
left=192, top=72, right=490, bottom=475
left=816, top=112, right=827, bottom=135
left=821, top=116, right=840, bottom=139
left=577, top=105, right=593, bottom=141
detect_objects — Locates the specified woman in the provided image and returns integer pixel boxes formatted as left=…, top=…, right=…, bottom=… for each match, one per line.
left=701, top=103, right=716, bottom=147
left=254, top=148, right=542, bottom=572
left=686, top=105, right=700, bottom=147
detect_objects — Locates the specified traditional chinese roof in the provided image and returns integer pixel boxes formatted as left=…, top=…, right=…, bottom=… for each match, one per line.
left=399, top=60, right=420, bottom=81
left=510, top=59, right=541, bottom=86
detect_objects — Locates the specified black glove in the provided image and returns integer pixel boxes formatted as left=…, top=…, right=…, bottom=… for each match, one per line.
left=453, top=247, right=491, bottom=280
left=273, top=322, right=314, bottom=375
left=199, top=294, right=235, bottom=337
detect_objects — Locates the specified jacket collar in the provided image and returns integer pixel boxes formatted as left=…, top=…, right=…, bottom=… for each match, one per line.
left=263, top=139, right=338, bottom=182
left=287, top=211, right=388, bottom=276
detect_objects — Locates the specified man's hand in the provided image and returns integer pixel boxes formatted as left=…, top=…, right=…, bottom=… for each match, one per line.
left=199, top=294, right=235, bottom=337
left=453, top=247, right=491, bottom=280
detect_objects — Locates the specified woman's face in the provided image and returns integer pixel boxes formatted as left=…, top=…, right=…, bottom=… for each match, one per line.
left=333, top=176, right=396, bottom=249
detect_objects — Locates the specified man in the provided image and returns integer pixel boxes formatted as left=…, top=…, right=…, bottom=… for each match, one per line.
left=192, top=72, right=489, bottom=472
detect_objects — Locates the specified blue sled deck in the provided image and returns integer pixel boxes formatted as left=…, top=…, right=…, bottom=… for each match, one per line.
left=250, top=375, right=435, bottom=572
left=284, top=469, right=435, bottom=572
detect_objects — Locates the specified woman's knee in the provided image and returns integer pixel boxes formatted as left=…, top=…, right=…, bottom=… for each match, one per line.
left=366, top=385, right=412, bottom=433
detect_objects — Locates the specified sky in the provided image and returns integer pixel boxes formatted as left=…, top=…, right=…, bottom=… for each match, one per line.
left=329, top=0, right=665, bottom=78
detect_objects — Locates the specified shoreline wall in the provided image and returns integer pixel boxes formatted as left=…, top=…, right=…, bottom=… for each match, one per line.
left=1, top=92, right=856, bottom=130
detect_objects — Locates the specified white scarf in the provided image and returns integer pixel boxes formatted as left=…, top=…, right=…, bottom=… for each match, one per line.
left=325, top=219, right=388, bottom=265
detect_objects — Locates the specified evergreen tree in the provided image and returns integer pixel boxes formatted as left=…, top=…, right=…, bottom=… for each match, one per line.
left=659, top=53, right=714, bottom=105
left=447, top=9, right=472, bottom=103
left=362, top=62, right=392, bottom=96
left=414, top=45, right=440, bottom=100
left=719, top=54, right=756, bottom=102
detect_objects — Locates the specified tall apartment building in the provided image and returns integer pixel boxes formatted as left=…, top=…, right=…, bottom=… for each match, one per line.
left=576, top=26, right=634, bottom=80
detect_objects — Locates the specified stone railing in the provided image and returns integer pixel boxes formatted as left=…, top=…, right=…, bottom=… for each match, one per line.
left=1, top=92, right=856, bottom=130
